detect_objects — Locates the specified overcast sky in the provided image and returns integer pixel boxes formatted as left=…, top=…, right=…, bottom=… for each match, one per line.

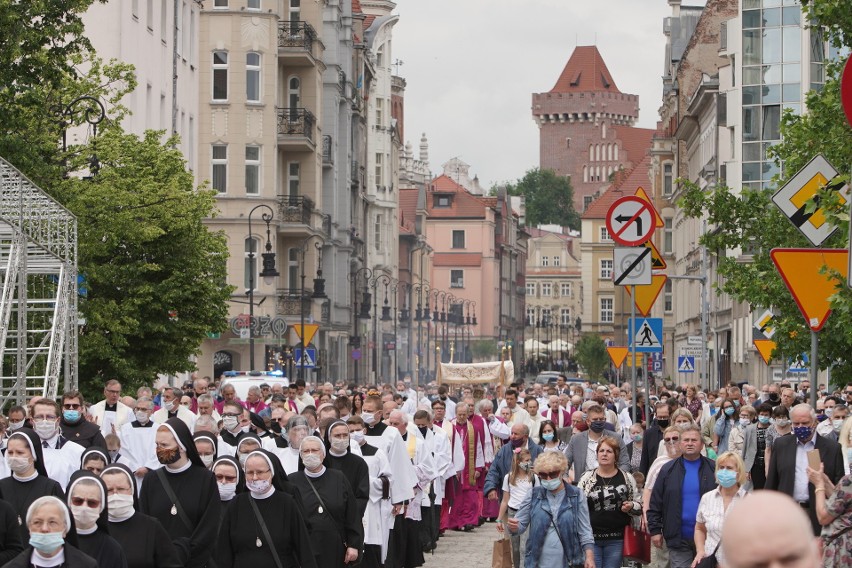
left=394, top=0, right=707, bottom=188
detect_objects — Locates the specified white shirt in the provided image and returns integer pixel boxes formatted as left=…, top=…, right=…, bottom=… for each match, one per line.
left=586, top=436, right=600, bottom=470
left=695, top=487, right=748, bottom=565
left=502, top=473, right=534, bottom=510
left=794, top=437, right=816, bottom=502
left=646, top=455, right=674, bottom=492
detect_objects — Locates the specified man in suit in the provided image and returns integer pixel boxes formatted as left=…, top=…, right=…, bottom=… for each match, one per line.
left=564, top=403, right=628, bottom=482
left=766, top=403, right=844, bottom=535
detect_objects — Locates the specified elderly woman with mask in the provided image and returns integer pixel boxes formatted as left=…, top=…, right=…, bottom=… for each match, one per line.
left=2, top=496, right=97, bottom=568
left=279, top=416, right=310, bottom=475
left=65, top=471, right=127, bottom=568
left=218, top=450, right=316, bottom=568
left=288, top=436, right=363, bottom=568
left=138, top=418, right=221, bottom=568
left=100, top=463, right=182, bottom=568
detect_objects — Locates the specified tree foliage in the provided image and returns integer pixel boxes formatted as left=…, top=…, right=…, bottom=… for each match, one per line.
left=506, top=168, right=580, bottom=230
left=575, top=334, right=609, bottom=381
left=680, top=1, right=852, bottom=382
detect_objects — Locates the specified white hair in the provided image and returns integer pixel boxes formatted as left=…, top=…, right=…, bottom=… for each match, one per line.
left=476, top=399, right=493, bottom=413
left=390, top=410, right=409, bottom=424
left=27, top=496, right=70, bottom=531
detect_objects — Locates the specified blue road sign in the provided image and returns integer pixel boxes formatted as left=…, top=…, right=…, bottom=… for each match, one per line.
left=628, top=317, right=663, bottom=353
left=294, top=347, right=317, bottom=368
left=678, top=356, right=695, bottom=373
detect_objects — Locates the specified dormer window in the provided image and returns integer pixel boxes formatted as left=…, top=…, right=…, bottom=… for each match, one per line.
left=433, top=194, right=452, bottom=207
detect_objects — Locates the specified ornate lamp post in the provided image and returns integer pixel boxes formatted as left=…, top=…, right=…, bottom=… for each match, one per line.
left=348, top=267, right=373, bottom=384
left=53, top=95, right=107, bottom=176
left=247, top=205, right=279, bottom=372
left=298, top=236, right=326, bottom=381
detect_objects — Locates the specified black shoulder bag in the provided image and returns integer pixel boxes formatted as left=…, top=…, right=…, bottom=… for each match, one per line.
left=155, top=468, right=192, bottom=531
left=248, top=497, right=285, bottom=568
left=304, top=475, right=360, bottom=565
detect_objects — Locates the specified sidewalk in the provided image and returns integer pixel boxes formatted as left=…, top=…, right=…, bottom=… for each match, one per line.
left=423, top=523, right=499, bottom=567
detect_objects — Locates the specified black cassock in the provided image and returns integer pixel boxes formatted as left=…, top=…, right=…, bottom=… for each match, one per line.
left=0, top=500, right=23, bottom=565
left=218, top=491, right=316, bottom=568
left=138, top=465, right=221, bottom=568
left=0, top=476, right=64, bottom=544
left=325, top=451, right=370, bottom=516
left=108, top=512, right=183, bottom=568
left=76, top=530, right=127, bottom=568
left=288, top=469, right=364, bottom=568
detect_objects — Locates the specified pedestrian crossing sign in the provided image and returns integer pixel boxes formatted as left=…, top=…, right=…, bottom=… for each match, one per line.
left=628, top=317, right=663, bottom=353
left=294, top=347, right=317, bottom=368
left=677, top=356, right=695, bottom=373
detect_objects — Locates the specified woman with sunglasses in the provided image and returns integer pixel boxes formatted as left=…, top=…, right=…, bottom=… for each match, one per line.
left=507, top=451, right=595, bottom=568
left=65, top=471, right=128, bottom=567
left=641, top=426, right=683, bottom=567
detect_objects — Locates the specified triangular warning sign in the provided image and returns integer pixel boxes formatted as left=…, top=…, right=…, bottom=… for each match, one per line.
left=770, top=248, right=848, bottom=331
left=293, top=323, right=319, bottom=346
left=607, top=346, right=629, bottom=367
left=633, top=319, right=662, bottom=348
left=753, top=339, right=776, bottom=365
left=644, top=239, right=667, bottom=270
left=626, top=275, right=668, bottom=316
left=635, top=187, right=664, bottom=228
left=678, top=357, right=694, bottom=372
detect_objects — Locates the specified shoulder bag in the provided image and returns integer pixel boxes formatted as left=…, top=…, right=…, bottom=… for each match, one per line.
left=695, top=542, right=720, bottom=568
left=155, top=468, right=192, bottom=531
left=304, top=475, right=359, bottom=564
left=248, top=497, right=284, bottom=568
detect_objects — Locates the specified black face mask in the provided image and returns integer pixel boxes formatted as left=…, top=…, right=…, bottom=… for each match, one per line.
left=270, top=422, right=282, bottom=434
left=417, top=426, right=429, bottom=438
left=769, top=394, right=779, bottom=401
left=440, top=395, right=447, bottom=401
left=656, top=419, right=670, bottom=429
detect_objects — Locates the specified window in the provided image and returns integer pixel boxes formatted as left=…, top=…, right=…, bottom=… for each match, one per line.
left=434, top=195, right=451, bottom=207
left=288, top=76, right=300, bottom=111
left=161, top=0, right=167, bottom=41
left=246, top=53, right=261, bottom=102
left=541, top=308, right=552, bottom=324
left=377, top=45, right=385, bottom=67
left=374, top=214, right=382, bottom=251
left=560, top=283, right=572, bottom=297
left=212, top=145, right=227, bottom=193
left=526, top=283, right=536, bottom=297
left=541, top=283, right=552, bottom=297
left=375, top=98, right=384, bottom=127
left=146, top=0, right=153, bottom=30
left=288, top=249, right=299, bottom=289
left=664, top=280, right=673, bottom=313
left=541, top=256, right=549, bottom=267
left=214, top=0, right=228, bottom=6
left=600, top=259, right=613, bottom=279
left=452, top=230, right=465, bottom=249
left=244, top=238, right=258, bottom=290
left=663, top=163, right=673, bottom=196
left=552, top=255, right=561, bottom=267
left=188, top=9, right=196, bottom=65
left=132, top=0, right=139, bottom=18
left=175, top=1, right=183, bottom=56
left=450, top=270, right=464, bottom=289
left=583, top=195, right=594, bottom=210
left=600, top=298, right=613, bottom=323
left=212, top=51, right=228, bottom=101
left=663, top=218, right=673, bottom=254
left=289, top=0, right=300, bottom=24
left=375, top=153, right=384, bottom=186
left=287, top=162, right=300, bottom=196
left=560, top=308, right=571, bottom=326
left=526, top=307, right=536, bottom=326
left=247, top=0, right=260, bottom=9
left=245, top=146, right=260, bottom=194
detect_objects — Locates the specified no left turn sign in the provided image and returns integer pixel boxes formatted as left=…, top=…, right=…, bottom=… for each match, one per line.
left=606, top=195, right=656, bottom=246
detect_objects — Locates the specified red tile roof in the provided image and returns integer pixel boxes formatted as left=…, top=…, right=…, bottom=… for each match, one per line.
left=399, top=188, right=418, bottom=235
left=582, top=154, right=653, bottom=219
left=433, top=253, right=482, bottom=267
left=550, top=46, right=621, bottom=94
left=427, top=175, right=494, bottom=219
left=613, top=126, right=655, bottom=169
left=363, top=14, right=377, bottom=29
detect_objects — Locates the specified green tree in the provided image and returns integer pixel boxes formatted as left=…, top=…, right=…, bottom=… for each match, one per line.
left=680, top=0, right=852, bottom=383
left=470, top=339, right=497, bottom=362
left=575, top=334, right=609, bottom=381
left=506, top=168, right=580, bottom=230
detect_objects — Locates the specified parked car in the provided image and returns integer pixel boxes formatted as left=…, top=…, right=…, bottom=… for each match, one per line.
left=534, top=372, right=583, bottom=386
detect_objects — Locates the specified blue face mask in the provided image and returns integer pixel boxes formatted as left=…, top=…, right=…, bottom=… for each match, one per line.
left=62, top=410, right=80, bottom=423
left=724, top=407, right=735, bottom=416
left=540, top=477, right=562, bottom=491
left=542, top=433, right=555, bottom=442
left=758, top=415, right=770, bottom=425
left=716, top=469, right=738, bottom=488
left=793, top=425, right=813, bottom=443
left=29, top=532, right=64, bottom=555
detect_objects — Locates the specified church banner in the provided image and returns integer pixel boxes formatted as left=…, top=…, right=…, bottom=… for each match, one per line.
left=437, top=360, right=514, bottom=386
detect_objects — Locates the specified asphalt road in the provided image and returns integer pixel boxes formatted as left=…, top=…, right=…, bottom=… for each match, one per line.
left=423, top=521, right=500, bottom=567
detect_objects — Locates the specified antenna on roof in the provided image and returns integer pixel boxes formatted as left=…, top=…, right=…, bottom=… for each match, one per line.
left=393, top=59, right=404, bottom=75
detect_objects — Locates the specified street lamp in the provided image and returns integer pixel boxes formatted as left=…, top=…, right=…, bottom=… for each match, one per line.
left=53, top=95, right=107, bottom=176
left=348, top=267, right=373, bottom=384
left=371, top=272, right=393, bottom=381
left=247, top=205, right=279, bottom=372
left=298, top=236, right=326, bottom=381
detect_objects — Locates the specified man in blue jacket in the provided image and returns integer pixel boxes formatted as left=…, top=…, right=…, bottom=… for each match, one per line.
left=647, top=424, right=716, bottom=568
left=484, top=423, right=543, bottom=503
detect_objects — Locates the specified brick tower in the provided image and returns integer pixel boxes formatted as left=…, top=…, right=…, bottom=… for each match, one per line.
left=532, top=46, right=653, bottom=212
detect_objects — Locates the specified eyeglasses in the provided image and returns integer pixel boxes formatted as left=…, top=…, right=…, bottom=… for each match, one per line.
left=245, top=469, right=270, bottom=479
left=538, top=470, right=562, bottom=480
left=70, top=496, right=101, bottom=509
left=62, top=403, right=81, bottom=410
left=663, top=437, right=680, bottom=444
left=106, top=389, right=121, bottom=395
left=221, top=413, right=240, bottom=418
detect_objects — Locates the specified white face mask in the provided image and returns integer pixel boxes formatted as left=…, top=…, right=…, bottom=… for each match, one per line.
left=362, top=412, right=376, bottom=426
left=238, top=453, right=249, bottom=467
left=163, top=400, right=175, bottom=412
left=330, top=438, right=350, bottom=453
left=107, top=493, right=135, bottom=521
left=34, top=420, right=56, bottom=440
left=246, top=478, right=271, bottom=494
left=135, top=410, right=150, bottom=424
left=218, top=481, right=237, bottom=501
left=241, top=425, right=251, bottom=433
left=6, top=456, right=31, bottom=474
left=71, top=504, right=101, bottom=529
left=222, top=416, right=239, bottom=432
left=8, top=420, right=24, bottom=431
left=350, top=431, right=365, bottom=444
left=302, top=454, right=322, bottom=469
left=200, top=454, right=215, bottom=468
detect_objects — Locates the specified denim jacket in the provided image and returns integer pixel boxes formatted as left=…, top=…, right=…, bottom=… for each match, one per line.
left=515, top=481, right=594, bottom=568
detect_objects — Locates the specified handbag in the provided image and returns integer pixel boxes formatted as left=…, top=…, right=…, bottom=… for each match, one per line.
left=491, top=537, right=513, bottom=568
left=695, top=542, right=721, bottom=568
left=622, top=524, right=651, bottom=564
left=249, top=497, right=284, bottom=568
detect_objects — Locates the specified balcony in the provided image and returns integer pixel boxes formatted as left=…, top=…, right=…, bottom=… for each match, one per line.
left=350, top=160, right=364, bottom=188
left=277, top=21, right=319, bottom=66
left=277, top=195, right=314, bottom=228
left=276, top=108, right=316, bottom=151
left=277, top=288, right=310, bottom=317
left=322, top=135, right=333, bottom=167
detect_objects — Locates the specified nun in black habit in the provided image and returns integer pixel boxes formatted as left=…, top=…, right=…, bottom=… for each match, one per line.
left=323, top=420, right=370, bottom=516
left=138, top=418, right=221, bottom=568
left=79, top=447, right=109, bottom=476
left=65, top=471, right=127, bottom=568
left=217, top=450, right=316, bottom=568
left=193, top=432, right=218, bottom=470
left=288, top=436, right=363, bottom=568
left=99, top=463, right=182, bottom=568
left=0, top=429, right=65, bottom=544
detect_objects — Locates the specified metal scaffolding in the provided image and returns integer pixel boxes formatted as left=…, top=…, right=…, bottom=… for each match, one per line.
left=0, top=157, right=78, bottom=407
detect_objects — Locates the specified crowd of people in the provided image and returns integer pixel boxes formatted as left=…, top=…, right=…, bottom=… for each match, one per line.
left=0, top=374, right=844, bottom=567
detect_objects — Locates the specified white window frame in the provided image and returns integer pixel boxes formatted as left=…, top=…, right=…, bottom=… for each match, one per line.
left=541, top=283, right=552, bottom=297
left=663, top=162, right=674, bottom=196
left=287, top=161, right=300, bottom=196
left=552, top=255, right=561, bottom=267
left=600, top=298, right=614, bottom=323
left=246, top=52, right=261, bottom=103
left=213, top=0, right=228, bottom=7
left=212, top=144, right=227, bottom=193
left=247, top=0, right=261, bottom=10
left=664, top=280, right=673, bottom=313
left=450, top=270, right=464, bottom=289
left=663, top=218, right=673, bottom=254
left=212, top=51, right=228, bottom=102
left=245, top=145, right=260, bottom=195
left=560, top=283, right=572, bottom=297
left=288, top=248, right=299, bottom=289
left=526, top=283, right=536, bottom=297
left=374, top=214, right=382, bottom=251
left=541, top=256, right=549, bottom=267
left=526, top=307, right=536, bottom=326
left=560, top=308, right=571, bottom=326
left=244, top=237, right=258, bottom=290
left=375, top=152, right=384, bottom=187
left=600, top=259, right=613, bottom=279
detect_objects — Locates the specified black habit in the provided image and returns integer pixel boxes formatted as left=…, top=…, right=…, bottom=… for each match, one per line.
left=109, top=512, right=183, bottom=568
left=324, top=451, right=370, bottom=516
left=0, top=500, right=23, bottom=565
left=59, top=419, right=106, bottom=450
left=0, top=544, right=98, bottom=568
left=0, top=476, right=64, bottom=544
left=76, top=531, right=127, bottom=568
